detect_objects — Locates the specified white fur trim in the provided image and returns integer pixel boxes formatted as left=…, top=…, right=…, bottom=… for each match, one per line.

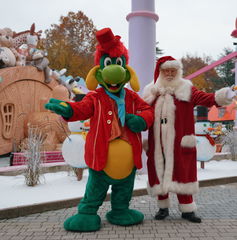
left=179, top=202, right=197, bottom=213
left=160, top=60, right=182, bottom=70
left=154, top=94, right=176, bottom=194
left=147, top=181, right=199, bottom=196
left=181, top=135, right=196, bottom=148
left=155, top=77, right=192, bottom=102
left=168, top=181, right=199, bottom=195
left=142, top=81, right=157, bottom=105
left=215, top=87, right=232, bottom=106
left=147, top=182, right=163, bottom=197
left=143, top=77, right=193, bottom=104
left=174, top=79, right=193, bottom=101
left=158, top=198, right=171, bottom=208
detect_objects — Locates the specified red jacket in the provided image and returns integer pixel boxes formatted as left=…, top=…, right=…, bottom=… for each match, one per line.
left=143, top=79, right=230, bottom=196
left=66, top=87, right=154, bottom=171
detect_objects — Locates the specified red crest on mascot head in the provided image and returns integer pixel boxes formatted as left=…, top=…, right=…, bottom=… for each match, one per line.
left=94, top=28, right=129, bottom=65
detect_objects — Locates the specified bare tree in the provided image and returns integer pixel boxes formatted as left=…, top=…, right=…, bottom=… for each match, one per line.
left=221, top=129, right=237, bottom=161
left=24, top=127, right=45, bottom=186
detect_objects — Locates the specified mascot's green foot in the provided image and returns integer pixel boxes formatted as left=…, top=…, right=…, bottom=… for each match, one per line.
left=106, top=209, right=144, bottom=226
left=64, top=213, right=101, bottom=232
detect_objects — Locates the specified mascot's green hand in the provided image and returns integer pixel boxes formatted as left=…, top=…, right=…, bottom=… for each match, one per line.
left=125, top=114, right=147, bottom=133
left=45, top=98, right=73, bottom=118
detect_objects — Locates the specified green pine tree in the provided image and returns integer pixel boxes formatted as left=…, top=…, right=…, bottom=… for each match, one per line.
left=216, top=48, right=235, bottom=87
left=155, top=42, right=163, bottom=60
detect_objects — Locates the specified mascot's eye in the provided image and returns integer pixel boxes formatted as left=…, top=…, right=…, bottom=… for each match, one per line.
left=116, top=57, right=123, bottom=66
left=104, top=57, right=112, bottom=67
left=69, top=79, right=74, bottom=84
left=203, top=124, right=207, bottom=127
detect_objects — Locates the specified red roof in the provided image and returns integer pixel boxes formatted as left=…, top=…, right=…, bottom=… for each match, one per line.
left=208, top=101, right=236, bottom=121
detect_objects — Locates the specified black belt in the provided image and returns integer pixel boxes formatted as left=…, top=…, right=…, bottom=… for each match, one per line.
left=161, top=118, right=167, bottom=124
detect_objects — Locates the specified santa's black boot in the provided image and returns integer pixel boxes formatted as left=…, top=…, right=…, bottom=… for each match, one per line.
left=155, top=208, right=169, bottom=220
left=181, top=212, right=202, bottom=223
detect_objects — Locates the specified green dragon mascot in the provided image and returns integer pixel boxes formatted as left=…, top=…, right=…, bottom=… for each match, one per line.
left=45, top=28, right=154, bottom=232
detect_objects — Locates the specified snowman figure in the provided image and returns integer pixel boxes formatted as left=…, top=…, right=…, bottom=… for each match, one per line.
left=62, top=119, right=90, bottom=180
left=61, top=91, right=90, bottom=180
left=195, top=106, right=216, bottom=168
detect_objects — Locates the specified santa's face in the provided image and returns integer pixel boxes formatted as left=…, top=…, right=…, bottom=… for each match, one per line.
left=161, top=68, right=177, bottom=81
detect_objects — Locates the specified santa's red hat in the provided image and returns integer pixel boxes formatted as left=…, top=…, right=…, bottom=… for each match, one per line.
left=154, top=56, right=182, bottom=82
left=94, top=28, right=129, bottom=65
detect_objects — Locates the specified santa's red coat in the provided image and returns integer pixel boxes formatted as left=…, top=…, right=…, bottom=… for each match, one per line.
left=143, top=79, right=230, bottom=196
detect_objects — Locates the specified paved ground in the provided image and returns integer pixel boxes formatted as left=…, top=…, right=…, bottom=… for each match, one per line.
left=0, top=183, right=237, bottom=240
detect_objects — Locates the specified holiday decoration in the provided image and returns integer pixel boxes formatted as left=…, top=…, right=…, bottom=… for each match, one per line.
left=62, top=121, right=88, bottom=169
left=195, top=106, right=216, bottom=167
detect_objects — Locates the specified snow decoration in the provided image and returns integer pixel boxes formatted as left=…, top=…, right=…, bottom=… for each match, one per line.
left=62, top=121, right=88, bottom=168
left=195, top=121, right=216, bottom=161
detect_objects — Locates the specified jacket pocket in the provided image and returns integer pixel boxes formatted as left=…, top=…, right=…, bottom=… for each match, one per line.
left=181, top=134, right=196, bottom=153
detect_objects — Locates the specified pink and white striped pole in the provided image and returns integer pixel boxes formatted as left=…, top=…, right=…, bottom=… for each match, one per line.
left=231, top=18, right=237, bottom=86
left=126, top=0, right=158, bottom=94
left=230, top=17, right=237, bottom=126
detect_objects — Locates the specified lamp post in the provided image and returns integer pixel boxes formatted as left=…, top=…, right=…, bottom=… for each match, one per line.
left=126, top=0, right=159, bottom=93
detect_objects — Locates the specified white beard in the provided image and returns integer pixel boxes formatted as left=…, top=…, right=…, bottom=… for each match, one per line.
left=156, top=69, right=183, bottom=90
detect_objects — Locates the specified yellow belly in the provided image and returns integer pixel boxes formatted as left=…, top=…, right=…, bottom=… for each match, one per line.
left=103, top=138, right=134, bottom=179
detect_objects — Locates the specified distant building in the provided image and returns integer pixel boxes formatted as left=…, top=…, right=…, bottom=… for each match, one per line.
left=208, top=102, right=236, bottom=128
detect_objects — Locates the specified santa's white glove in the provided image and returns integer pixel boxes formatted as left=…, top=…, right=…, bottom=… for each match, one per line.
left=226, top=86, right=237, bottom=99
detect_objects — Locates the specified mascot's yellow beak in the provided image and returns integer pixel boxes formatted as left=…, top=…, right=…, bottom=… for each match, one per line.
left=86, top=65, right=140, bottom=92
left=86, top=65, right=100, bottom=90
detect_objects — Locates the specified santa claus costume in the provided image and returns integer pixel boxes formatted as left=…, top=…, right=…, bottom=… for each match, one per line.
left=143, top=56, right=232, bottom=223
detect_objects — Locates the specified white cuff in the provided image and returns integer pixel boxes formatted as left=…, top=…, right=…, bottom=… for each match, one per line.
left=215, top=87, right=232, bottom=106
left=179, top=202, right=197, bottom=213
left=158, top=198, right=171, bottom=208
